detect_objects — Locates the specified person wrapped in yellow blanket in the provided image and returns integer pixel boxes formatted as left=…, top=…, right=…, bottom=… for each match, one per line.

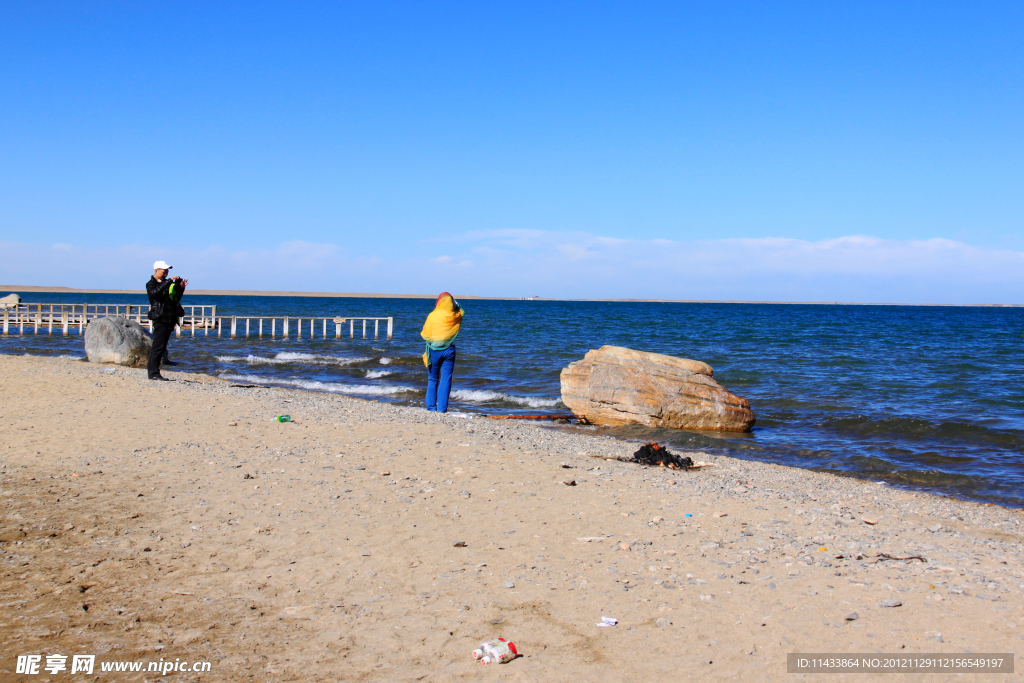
left=420, top=292, right=463, bottom=412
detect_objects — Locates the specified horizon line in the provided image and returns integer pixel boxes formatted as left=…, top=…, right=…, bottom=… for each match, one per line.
left=2, top=284, right=1021, bottom=308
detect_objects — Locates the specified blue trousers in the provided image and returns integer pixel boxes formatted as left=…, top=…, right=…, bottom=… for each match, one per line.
left=426, top=345, right=456, bottom=412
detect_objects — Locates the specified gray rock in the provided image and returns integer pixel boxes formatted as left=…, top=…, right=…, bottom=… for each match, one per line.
left=84, top=317, right=152, bottom=367
left=503, top=581, right=515, bottom=588
left=877, top=599, right=902, bottom=608
left=0, top=293, right=20, bottom=310
left=845, top=612, right=859, bottom=621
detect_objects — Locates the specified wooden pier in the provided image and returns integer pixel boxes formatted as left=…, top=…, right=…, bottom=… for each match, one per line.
left=1, top=303, right=393, bottom=340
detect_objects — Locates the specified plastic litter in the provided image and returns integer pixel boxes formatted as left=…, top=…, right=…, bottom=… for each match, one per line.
left=472, top=638, right=517, bottom=665
left=275, top=415, right=292, bottom=422
left=596, top=616, right=618, bottom=627
left=685, top=513, right=692, bottom=517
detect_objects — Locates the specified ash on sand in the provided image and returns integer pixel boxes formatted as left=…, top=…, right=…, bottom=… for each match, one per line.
left=631, top=442, right=693, bottom=470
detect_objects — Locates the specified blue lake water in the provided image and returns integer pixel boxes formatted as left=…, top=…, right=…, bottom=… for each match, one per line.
left=4, top=293, right=1023, bottom=508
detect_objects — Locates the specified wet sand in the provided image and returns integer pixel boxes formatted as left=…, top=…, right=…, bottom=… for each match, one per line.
left=1, top=354, right=1022, bottom=681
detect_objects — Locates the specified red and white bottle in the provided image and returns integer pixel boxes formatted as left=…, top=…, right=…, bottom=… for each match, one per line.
left=472, top=638, right=518, bottom=665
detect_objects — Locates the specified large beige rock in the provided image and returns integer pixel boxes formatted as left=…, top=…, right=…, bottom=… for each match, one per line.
left=560, top=345, right=755, bottom=432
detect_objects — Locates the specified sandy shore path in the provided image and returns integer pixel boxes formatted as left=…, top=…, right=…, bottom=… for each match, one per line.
left=1, top=355, right=1022, bottom=681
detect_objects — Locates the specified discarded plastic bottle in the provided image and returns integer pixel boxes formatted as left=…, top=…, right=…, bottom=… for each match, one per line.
left=472, top=639, right=517, bottom=665
left=275, top=415, right=292, bottom=423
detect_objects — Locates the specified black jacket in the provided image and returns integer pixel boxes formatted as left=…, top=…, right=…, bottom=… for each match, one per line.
left=146, top=277, right=185, bottom=323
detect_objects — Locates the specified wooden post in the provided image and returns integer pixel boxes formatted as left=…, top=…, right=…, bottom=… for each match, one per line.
left=246, top=318, right=250, bottom=338
left=259, top=319, right=263, bottom=338
left=334, top=317, right=342, bottom=339
left=387, top=317, right=393, bottom=340
left=375, top=319, right=379, bottom=338
left=272, top=319, right=276, bottom=337
left=34, top=309, right=40, bottom=335
left=230, top=316, right=237, bottom=339
left=217, top=318, right=222, bottom=337
left=176, top=320, right=181, bottom=337
left=47, top=305, right=53, bottom=335
left=297, top=317, right=302, bottom=340
left=349, top=319, right=354, bottom=338
left=322, top=318, right=327, bottom=338
left=2, top=308, right=7, bottom=335
left=62, top=312, right=68, bottom=335
left=362, top=319, right=366, bottom=338
left=284, top=317, right=289, bottom=337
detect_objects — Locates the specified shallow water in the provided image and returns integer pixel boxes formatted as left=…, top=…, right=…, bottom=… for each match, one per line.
left=4, top=294, right=1023, bottom=508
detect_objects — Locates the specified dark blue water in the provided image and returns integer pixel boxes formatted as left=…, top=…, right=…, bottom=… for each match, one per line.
left=4, top=293, right=1023, bottom=508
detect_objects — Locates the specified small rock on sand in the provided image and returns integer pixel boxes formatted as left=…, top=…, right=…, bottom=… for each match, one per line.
left=877, top=600, right=902, bottom=608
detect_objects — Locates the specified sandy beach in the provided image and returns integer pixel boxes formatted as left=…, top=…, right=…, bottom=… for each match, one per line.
left=2, top=354, right=1022, bottom=681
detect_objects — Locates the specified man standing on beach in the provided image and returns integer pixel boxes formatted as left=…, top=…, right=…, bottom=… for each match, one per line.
left=146, top=260, right=187, bottom=381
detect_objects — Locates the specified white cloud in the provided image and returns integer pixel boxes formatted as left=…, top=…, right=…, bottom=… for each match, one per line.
left=1, top=231, right=1021, bottom=304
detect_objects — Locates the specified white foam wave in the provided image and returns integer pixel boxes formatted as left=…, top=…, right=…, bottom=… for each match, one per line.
left=218, top=373, right=417, bottom=396
left=379, top=357, right=394, bottom=365
left=450, top=389, right=560, bottom=408
left=365, top=370, right=394, bottom=379
left=216, top=353, right=371, bottom=367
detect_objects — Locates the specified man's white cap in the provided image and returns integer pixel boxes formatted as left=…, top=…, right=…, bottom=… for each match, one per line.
left=153, top=260, right=173, bottom=270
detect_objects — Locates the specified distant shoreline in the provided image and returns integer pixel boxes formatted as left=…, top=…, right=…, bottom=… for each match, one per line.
left=1, top=284, right=1020, bottom=307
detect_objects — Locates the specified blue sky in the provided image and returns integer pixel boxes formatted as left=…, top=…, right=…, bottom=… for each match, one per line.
left=1, top=2, right=1022, bottom=302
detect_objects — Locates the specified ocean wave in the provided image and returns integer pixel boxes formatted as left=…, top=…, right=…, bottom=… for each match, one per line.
left=379, top=357, right=394, bottom=365
left=218, top=373, right=418, bottom=396
left=450, top=389, right=561, bottom=409
left=216, top=353, right=371, bottom=367
left=365, top=370, right=394, bottom=379
left=275, top=352, right=322, bottom=361
left=824, top=414, right=1024, bottom=449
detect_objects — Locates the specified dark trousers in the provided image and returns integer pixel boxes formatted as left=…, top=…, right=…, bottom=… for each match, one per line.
left=148, top=322, right=175, bottom=378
